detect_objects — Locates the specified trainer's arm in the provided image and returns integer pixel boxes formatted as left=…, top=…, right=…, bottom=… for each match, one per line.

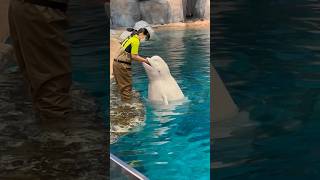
left=131, top=39, right=150, bottom=65
left=132, top=54, right=150, bottom=65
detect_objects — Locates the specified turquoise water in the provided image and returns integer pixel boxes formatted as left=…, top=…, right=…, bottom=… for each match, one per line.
left=111, top=29, right=210, bottom=179
left=67, top=1, right=108, bottom=112
left=213, top=0, right=320, bottom=179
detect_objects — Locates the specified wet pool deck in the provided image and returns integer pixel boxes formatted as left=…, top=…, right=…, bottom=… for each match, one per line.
left=0, top=68, right=108, bottom=179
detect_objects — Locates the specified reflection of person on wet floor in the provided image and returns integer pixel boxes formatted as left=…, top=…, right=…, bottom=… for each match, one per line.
left=8, top=0, right=72, bottom=124
left=113, top=28, right=151, bottom=102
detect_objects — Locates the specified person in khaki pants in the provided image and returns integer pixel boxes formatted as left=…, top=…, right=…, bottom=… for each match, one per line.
left=8, top=0, right=72, bottom=123
left=113, top=28, right=151, bottom=102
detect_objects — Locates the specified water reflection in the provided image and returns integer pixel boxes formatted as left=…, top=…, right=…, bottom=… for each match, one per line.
left=213, top=0, right=320, bottom=179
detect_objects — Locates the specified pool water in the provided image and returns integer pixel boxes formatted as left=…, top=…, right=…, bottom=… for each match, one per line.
left=111, top=29, right=210, bottom=179
left=213, top=0, right=320, bottom=179
left=67, top=0, right=108, bottom=113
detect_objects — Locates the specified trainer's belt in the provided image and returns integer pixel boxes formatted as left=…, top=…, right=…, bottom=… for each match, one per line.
left=114, top=59, right=132, bottom=65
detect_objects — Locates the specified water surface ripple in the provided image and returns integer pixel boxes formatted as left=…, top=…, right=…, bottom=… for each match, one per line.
left=212, top=1, right=320, bottom=179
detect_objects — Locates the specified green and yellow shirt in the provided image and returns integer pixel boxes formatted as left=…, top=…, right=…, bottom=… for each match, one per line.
left=121, top=34, right=140, bottom=55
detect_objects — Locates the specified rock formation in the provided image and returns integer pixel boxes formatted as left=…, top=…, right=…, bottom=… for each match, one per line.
left=110, top=0, right=141, bottom=27
left=139, top=0, right=185, bottom=24
left=194, top=0, right=210, bottom=19
left=110, top=0, right=210, bottom=27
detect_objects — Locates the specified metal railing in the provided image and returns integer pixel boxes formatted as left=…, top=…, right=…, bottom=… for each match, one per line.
left=110, top=153, right=149, bottom=180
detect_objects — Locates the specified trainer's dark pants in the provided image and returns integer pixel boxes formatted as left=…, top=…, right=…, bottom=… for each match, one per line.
left=113, top=61, right=132, bottom=102
left=8, top=0, right=72, bottom=121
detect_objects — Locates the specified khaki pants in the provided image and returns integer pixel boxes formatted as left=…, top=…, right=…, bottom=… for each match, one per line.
left=8, top=0, right=72, bottom=121
left=113, top=61, right=132, bottom=102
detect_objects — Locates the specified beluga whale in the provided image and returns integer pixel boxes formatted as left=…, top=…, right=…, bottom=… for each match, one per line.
left=143, top=56, right=184, bottom=105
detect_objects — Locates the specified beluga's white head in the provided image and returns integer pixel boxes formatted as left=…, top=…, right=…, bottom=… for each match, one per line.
left=142, top=56, right=184, bottom=105
left=143, top=55, right=171, bottom=81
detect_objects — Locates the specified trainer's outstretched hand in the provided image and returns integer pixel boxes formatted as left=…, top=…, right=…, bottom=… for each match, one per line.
left=144, top=57, right=151, bottom=66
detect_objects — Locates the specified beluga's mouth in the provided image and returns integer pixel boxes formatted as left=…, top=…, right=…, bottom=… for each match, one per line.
left=142, top=61, right=153, bottom=70
left=144, top=61, right=152, bottom=67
